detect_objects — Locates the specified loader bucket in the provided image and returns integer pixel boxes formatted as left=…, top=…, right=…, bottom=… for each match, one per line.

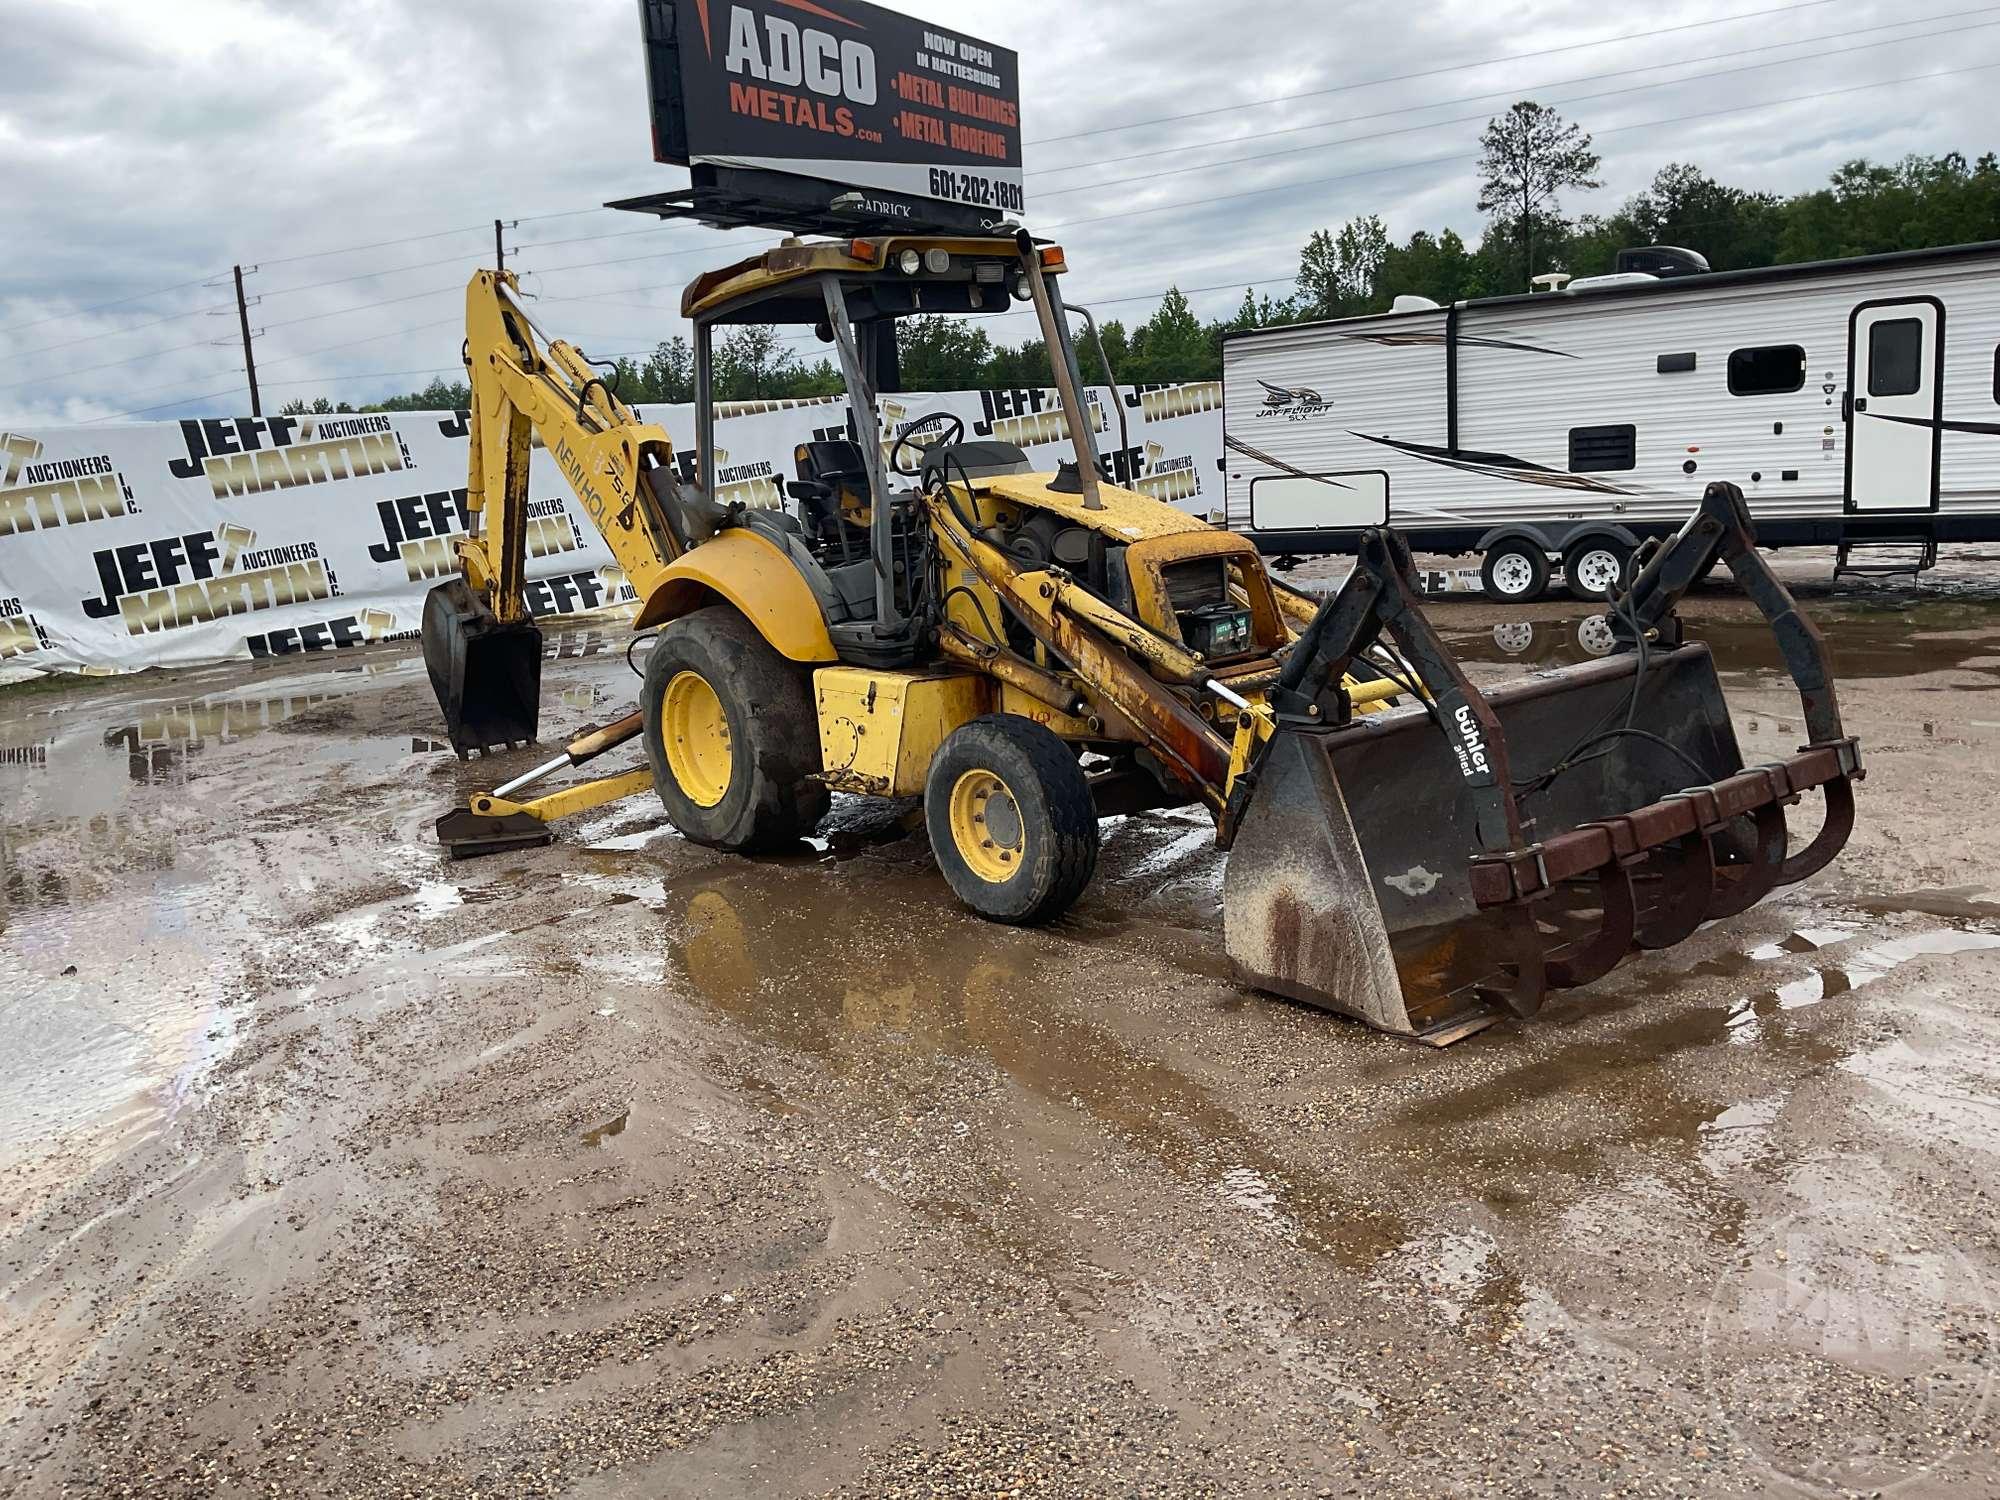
left=1224, top=643, right=1855, bottom=1042
left=421, top=578, right=543, bottom=758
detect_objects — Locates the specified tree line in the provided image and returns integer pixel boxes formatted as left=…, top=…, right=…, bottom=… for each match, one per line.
left=282, top=104, right=2000, bottom=418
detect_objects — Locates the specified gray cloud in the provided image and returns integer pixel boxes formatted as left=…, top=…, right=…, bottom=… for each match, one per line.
left=1, top=0, right=1989, bottom=423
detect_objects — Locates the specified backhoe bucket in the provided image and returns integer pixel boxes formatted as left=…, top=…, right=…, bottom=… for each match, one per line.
left=422, top=579, right=543, bottom=758
left=1224, top=644, right=1855, bottom=1042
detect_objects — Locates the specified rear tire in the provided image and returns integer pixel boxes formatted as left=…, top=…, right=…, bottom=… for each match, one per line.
left=925, top=716, right=1099, bottom=924
left=1562, top=538, right=1632, bottom=601
left=1480, top=540, right=1550, bottom=602
left=642, top=608, right=829, bottom=851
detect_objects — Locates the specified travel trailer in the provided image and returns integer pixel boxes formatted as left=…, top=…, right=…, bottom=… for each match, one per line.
left=1221, top=241, right=2000, bottom=599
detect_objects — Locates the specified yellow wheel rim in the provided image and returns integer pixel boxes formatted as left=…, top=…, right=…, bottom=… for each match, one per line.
left=662, top=670, right=732, bottom=808
left=948, top=768, right=1025, bottom=884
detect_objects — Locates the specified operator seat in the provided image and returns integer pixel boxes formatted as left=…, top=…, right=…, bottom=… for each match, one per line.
left=788, top=440, right=871, bottom=548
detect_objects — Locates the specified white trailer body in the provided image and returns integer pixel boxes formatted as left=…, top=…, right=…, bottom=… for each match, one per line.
left=1221, top=241, right=2000, bottom=594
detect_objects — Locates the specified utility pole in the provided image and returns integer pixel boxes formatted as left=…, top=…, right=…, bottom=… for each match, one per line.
left=232, top=264, right=261, bottom=417
left=495, top=219, right=506, bottom=276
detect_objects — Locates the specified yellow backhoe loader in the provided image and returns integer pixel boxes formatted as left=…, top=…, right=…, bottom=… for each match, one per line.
left=423, top=232, right=1861, bottom=1042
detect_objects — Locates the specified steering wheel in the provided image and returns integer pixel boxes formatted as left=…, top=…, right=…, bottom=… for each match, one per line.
left=888, top=413, right=966, bottom=477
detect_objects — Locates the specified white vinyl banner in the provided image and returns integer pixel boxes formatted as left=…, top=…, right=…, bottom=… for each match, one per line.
left=0, top=382, right=1222, bottom=676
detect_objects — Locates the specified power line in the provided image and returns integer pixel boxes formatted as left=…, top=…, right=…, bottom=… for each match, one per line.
left=0, top=3, right=1869, bottom=362
left=84, top=384, right=255, bottom=424
left=0, top=272, right=227, bottom=340
left=257, top=282, right=469, bottom=333
left=255, top=315, right=466, bottom=371
left=1029, top=5, right=2000, bottom=181
left=1037, top=18, right=2000, bottom=201
left=5, top=298, right=238, bottom=360
left=255, top=221, right=492, bottom=269
left=516, top=232, right=790, bottom=280
left=1042, top=57, right=2000, bottom=235
left=1026, top=0, right=1844, bottom=148
left=259, top=249, right=504, bottom=302
left=262, top=365, right=466, bottom=390
left=244, top=203, right=621, bottom=275
left=0, top=330, right=230, bottom=394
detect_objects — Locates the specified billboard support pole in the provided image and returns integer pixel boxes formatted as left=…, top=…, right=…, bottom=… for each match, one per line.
left=233, top=265, right=261, bottom=418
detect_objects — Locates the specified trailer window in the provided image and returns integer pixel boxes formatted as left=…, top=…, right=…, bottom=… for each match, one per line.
left=1727, top=344, right=1806, bottom=396
left=1867, top=318, right=1924, bottom=397
left=1569, top=424, right=1637, bottom=472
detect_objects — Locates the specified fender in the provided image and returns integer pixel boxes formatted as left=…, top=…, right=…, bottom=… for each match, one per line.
left=1474, top=521, right=1642, bottom=554
left=634, top=527, right=838, bottom=662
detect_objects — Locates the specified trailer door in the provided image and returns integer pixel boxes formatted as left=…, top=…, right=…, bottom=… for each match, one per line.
left=1845, top=298, right=1943, bottom=513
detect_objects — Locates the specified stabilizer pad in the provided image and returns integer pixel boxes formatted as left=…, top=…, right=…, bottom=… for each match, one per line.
left=436, top=808, right=554, bottom=860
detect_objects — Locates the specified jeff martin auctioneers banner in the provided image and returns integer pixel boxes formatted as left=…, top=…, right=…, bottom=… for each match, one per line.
left=0, top=382, right=1223, bottom=677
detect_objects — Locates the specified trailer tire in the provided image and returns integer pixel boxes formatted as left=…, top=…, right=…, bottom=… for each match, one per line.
left=925, top=716, right=1099, bottom=925
left=1562, top=538, right=1633, bottom=601
left=641, top=607, right=829, bottom=851
left=1480, top=540, right=1550, bottom=602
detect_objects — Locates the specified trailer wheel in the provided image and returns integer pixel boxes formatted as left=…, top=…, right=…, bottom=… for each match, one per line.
left=642, top=608, right=830, bottom=851
left=925, top=716, right=1099, bottom=925
left=1480, top=540, right=1550, bottom=602
left=1563, top=538, right=1632, bottom=601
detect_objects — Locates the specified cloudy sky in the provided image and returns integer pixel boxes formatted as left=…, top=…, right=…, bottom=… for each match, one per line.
left=1, top=0, right=1990, bottom=425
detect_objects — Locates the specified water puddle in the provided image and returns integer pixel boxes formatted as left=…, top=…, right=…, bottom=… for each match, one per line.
left=1853, top=886, right=2000, bottom=921
left=1727, top=928, right=2000, bottom=1040
left=1369, top=1226, right=1509, bottom=1326
left=1442, top=602, right=2000, bottom=679
left=582, top=1108, right=630, bottom=1147
left=665, top=864, right=1405, bottom=1266
left=1698, top=1093, right=1788, bottom=1175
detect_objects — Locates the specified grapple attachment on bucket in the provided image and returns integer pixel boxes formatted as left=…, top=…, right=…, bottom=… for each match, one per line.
left=422, top=578, right=543, bottom=759
left=1222, top=482, right=1862, bottom=1042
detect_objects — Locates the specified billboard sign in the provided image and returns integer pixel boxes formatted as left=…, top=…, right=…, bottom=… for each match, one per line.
left=638, top=0, right=1024, bottom=230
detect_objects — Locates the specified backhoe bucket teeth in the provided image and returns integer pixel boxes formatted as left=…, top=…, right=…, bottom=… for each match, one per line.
left=422, top=579, right=543, bottom=758
left=1224, top=644, right=1852, bottom=1041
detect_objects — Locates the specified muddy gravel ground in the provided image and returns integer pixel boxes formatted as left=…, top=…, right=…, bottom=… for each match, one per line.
left=4, top=549, right=2000, bottom=1498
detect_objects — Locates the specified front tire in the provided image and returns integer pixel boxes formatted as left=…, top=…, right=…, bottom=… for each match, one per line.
left=641, top=608, right=829, bottom=851
left=925, top=716, right=1099, bottom=924
left=1480, top=540, right=1550, bottom=602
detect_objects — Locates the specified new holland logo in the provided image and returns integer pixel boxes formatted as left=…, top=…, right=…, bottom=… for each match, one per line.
left=169, top=415, right=411, bottom=500
left=1254, top=380, right=1328, bottom=420
left=80, top=523, right=336, bottom=636
left=0, top=432, right=138, bottom=538
left=0, top=595, right=51, bottom=659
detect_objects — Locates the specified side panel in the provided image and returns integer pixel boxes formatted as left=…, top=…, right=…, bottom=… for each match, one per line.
left=1221, top=252, right=2000, bottom=550
left=635, top=528, right=838, bottom=661
left=1221, top=310, right=1451, bottom=533
left=814, top=668, right=993, bottom=796
left=1250, top=471, right=1389, bottom=531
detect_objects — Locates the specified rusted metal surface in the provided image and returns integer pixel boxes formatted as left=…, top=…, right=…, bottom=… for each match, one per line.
left=1224, top=480, right=1864, bottom=1038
